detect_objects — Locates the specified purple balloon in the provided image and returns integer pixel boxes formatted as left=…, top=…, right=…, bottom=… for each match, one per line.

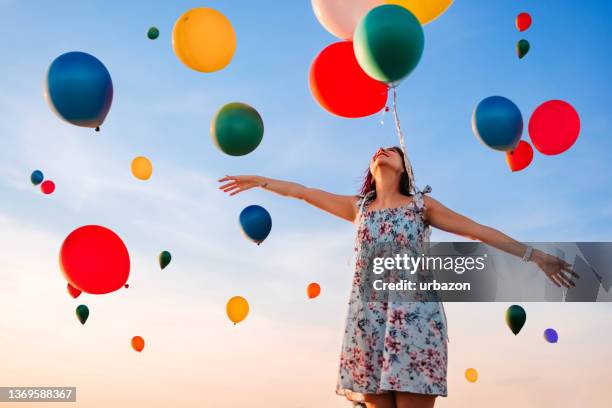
left=544, top=328, right=558, bottom=343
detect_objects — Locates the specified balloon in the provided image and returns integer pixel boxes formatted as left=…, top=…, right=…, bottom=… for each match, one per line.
left=311, top=0, right=384, bottom=40
left=472, top=96, right=523, bottom=151
left=67, top=283, right=82, bottom=299
left=528, top=100, right=580, bottom=155
left=544, top=328, right=558, bottom=343
left=517, top=39, right=530, bottom=59
left=76, top=305, right=89, bottom=325
left=172, top=8, right=236, bottom=73
left=353, top=5, right=424, bottom=85
left=159, top=250, right=172, bottom=270
left=41, top=180, right=55, bottom=195
left=30, top=170, right=44, bottom=186
left=226, top=296, right=249, bottom=324
left=465, top=368, right=478, bottom=383
left=147, top=27, right=159, bottom=40
left=506, top=140, right=533, bottom=172
left=60, top=225, right=130, bottom=295
left=309, top=41, right=388, bottom=118
left=505, top=305, right=526, bottom=335
left=45, top=52, right=113, bottom=130
left=131, top=156, right=153, bottom=180
left=211, top=103, right=264, bottom=156
left=307, top=282, right=321, bottom=299
left=239, top=205, right=272, bottom=245
left=386, top=0, right=454, bottom=25
left=516, top=12, right=532, bottom=32
left=131, top=336, right=145, bottom=352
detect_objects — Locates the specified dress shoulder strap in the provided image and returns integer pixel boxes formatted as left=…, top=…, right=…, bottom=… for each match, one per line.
left=414, top=185, right=432, bottom=212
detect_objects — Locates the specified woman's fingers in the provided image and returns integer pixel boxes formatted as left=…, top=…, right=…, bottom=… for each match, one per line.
left=218, top=175, right=239, bottom=183
left=219, top=182, right=237, bottom=190
left=562, top=263, right=580, bottom=279
left=549, top=274, right=562, bottom=288
left=223, top=185, right=241, bottom=193
left=557, top=273, right=575, bottom=288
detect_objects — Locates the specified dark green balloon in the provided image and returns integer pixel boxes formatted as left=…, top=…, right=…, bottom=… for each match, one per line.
left=353, top=5, right=424, bottom=86
left=76, top=304, right=89, bottom=325
left=517, top=39, right=530, bottom=59
left=147, top=27, right=159, bottom=40
left=505, top=304, right=526, bottom=335
left=212, top=102, right=264, bottom=156
left=159, top=250, right=172, bottom=270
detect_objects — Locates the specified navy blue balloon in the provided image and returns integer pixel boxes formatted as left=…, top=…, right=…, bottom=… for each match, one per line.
left=30, top=170, right=44, bottom=186
left=45, top=52, right=113, bottom=130
left=472, top=96, right=523, bottom=151
left=239, top=205, right=272, bottom=245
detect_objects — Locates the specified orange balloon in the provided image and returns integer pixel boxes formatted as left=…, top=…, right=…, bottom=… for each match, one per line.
left=307, top=282, right=321, bottom=299
left=131, top=336, right=145, bottom=352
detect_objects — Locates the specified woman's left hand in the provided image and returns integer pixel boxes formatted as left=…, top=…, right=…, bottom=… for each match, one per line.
left=532, top=250, right=579, bottom=288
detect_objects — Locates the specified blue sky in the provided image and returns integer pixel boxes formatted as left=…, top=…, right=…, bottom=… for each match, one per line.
left=0, top=1, right=611, bottom=407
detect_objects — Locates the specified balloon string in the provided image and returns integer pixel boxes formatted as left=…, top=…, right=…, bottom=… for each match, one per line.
left=391, top=87, right=416, bottom=194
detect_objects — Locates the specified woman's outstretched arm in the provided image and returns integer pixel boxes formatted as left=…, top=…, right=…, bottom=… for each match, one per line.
left=424, top=196, right=578, bottom=288
left=218, top=175, right=358, bottom=222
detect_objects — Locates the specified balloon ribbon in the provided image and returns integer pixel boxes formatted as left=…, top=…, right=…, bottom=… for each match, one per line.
left=391, top=87, right=416, bottom=194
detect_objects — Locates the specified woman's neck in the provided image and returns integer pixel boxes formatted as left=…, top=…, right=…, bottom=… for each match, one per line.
left=372, top=170, right=403, bottom=207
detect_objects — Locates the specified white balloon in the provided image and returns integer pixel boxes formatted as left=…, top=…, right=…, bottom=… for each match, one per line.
left=311, top=0, right=385, bottom=40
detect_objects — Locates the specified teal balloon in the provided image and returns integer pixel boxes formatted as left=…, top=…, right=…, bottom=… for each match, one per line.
left=517, top=39, right=530, bottom=59
left=45, top=52, right=113, bottom=130
left=212, top=103, right=264, bottom=156
left=30, top=170, right=44, bottom=186
left=353, top=5, right=424, bottom=86
left=239, top=205, right=272, bottom=245
left=76, top=304, right=89, bottom=325
left=147, top=27, right=159, bottom=40
left=159, top=251, right=172, bottom=270
left=505, top=305, right=526, bottom=335
left=472, top=96, right=523, bottom=151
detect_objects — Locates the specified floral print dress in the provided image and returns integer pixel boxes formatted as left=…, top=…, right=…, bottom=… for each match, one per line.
left=336, top=187, right=448, bottom=400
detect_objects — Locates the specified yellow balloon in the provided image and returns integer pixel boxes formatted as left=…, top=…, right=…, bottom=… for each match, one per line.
left=465, top=367, right=478, bottom=383
left=131, top=156, right=153, bottom=181
left=386, top=0, right=453, bottom=24
left=172, top=8, right=236, bottom=73
left=226, top=296, right=249, bottom=324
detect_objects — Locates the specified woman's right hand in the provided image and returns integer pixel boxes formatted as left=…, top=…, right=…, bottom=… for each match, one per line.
left=218, top=175, right=266, bottom=196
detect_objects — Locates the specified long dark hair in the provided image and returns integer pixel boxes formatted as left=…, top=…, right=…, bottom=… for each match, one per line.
left=359, top=146, right=412, bottom=199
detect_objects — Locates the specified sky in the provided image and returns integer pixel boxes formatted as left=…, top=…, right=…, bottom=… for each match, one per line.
left=0, top=0, right=611, bottom=407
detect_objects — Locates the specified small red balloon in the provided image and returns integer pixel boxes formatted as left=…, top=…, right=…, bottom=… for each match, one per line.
left=131, top=336, right=145, bottom=352
left=528, top=100, right=580, bottom=155
left=516, top=12, right=532, bottom=32
left=60, top=225, right=130, bottom=295
left=309, top=41, right=388, bottom=118
left=41, top=180, right=55, bottom=195
left=67, top=283, right=82, bottom=299
left=307, top=282, right=321, bottom=299
left=506, top=140, right=534, bottom=172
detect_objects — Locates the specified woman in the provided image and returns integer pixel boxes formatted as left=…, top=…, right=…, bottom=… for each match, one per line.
left=218, top=146, right=576, bottom=408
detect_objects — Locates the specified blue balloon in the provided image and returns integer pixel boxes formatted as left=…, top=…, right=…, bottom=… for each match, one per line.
left=472, top=96, right=523, bottom=151
left=45, top=52, right=113, bottom=130
left=30, top=170, right=44, bottom=186
left=239, top=205, right=272, bottom=245
left=544, top=328, right=558, bottom=343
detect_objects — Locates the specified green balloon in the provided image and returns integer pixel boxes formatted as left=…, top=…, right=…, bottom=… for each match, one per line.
left=517, top=39, right=530, bottom=59
left=76, top=304, right=89, bottom=325
left=212, top=102, right=264, bottom=156
left=505, top=304, right=526, bottom=335
left=159, top=250, right=172, bottom=270
left=353, top=5, right=424, bottom=86
left=147, top=27, right=159, bottom=40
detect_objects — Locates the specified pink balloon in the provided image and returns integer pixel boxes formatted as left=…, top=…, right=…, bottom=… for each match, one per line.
left=311, top=0, right=384, bottom=40
left=528, top=100, right=580, bottom=155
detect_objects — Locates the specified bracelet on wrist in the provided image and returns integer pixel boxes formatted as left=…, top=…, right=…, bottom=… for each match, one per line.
left=522, top=246, right=534, bottom=262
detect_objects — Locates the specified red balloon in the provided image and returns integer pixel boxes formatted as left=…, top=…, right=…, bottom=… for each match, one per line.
left=506, top=140, right=533, bottom=172
left=67, top=283, right=82, bottom=298
left=528, top=100, right=580, bottom=155
left=60, top=225, right=130, bottom=295
left=41, top=180, right=55, bottom=195
left=516, top=12, right=532, bottom=32
left=309, top=41, right=388, bottom=118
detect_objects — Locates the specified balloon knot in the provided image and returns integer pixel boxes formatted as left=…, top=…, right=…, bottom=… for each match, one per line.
left=124, top=284, right=129, bottom=288
left=95, top=126, right=100, bottom=132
